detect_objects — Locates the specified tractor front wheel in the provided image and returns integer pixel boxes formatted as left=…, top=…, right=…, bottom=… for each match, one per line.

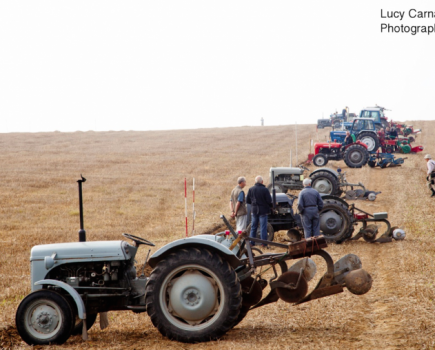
left=145, top=248, right=242, bottom=343
left=310, top=171, right=340, bottom=196
left=313, top=154, right=328, bottom=167
left=246, top=222, right=275, bottom=242
left=16, top=290, right=74, bottom=345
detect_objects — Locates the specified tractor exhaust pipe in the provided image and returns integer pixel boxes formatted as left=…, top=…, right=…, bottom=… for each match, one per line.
left=271, top=170, right=276, bottom=210
left=77, top=175, right=86, bottom=242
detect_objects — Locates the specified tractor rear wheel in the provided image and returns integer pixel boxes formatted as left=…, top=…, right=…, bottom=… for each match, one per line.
left=145, top=248, right=242, bottom=343
left=343, top=144, right=369, bottom=168
left=16, top=290, right=74, bottom=345
left=313, top=154, right=328, bottom=167
left=357, top=132, right=380, bottom=152
left=333, top=119, right=341, bottom=129
left=310, top=171, right=340, bottom=196
left=246, top=222, right=274, bottom=242
left=319, top=199, right=354, bottom=243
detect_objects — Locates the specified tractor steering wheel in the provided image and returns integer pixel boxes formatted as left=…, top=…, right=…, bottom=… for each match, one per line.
left=122, top=233, right=155, bottom=247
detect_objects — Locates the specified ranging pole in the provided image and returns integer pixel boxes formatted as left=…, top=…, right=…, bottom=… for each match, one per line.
left=184, top=178, right=188, bottom=237
left=192, top=178, right=196, bottom=236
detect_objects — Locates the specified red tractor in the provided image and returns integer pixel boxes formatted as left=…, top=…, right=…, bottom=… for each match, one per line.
left=312, top=140, right=369, bottom=168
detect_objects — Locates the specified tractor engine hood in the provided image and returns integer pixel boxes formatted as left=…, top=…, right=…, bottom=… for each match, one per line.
left=30, top=240, right=136, bottom=264
left=270, top=167, right=304, bottom=175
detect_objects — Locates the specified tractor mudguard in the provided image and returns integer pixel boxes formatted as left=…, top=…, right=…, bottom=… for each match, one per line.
left=309, top=168, right=339, bottom=179
left=319, top=194, right=350, bottom=208
left=148, top=236, right=242, bottom=269
left=34, top=279, right=86, bottom=320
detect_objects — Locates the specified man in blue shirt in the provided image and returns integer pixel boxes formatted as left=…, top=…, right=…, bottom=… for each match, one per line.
left=297, top=178, right=324, bottom=238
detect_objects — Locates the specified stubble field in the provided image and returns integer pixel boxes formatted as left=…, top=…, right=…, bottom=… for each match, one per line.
left=1, top=122, right=435, bottom=349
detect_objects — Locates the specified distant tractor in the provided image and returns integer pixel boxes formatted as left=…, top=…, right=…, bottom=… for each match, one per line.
left=359, top=107, right=390, bottom=129
left=312, top=140, right=369, bottom=168
left=317, top=112, right=357, bottom=129
left=266, top=167, right=378, bottom=200
left=330, top=118, right=380, bottom=153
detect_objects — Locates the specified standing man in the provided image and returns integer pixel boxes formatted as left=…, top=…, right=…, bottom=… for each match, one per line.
left=229, top=177, right=248, bottom=231
left=342, top=107, right=347, bottom=121
left=297, top=178, right=324, bottom=238
left=424, top=154, right=435, bottom=197
left=246, top=176, right=273, bottom=247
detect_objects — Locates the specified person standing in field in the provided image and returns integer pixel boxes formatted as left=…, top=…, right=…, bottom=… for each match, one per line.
left=424, top=154, right=435, bottom=197
left=297, top=178, right=324, bottom=238
left=230, top=177, right=248, bottom=231
left=246, top=176, right=273, bottom=247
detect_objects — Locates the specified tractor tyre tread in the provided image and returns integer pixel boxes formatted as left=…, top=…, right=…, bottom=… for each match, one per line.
left=312, top=154, right=328, bottom=167
left=145, top=248, right=242, bottom=343
left=16, top=289, right=75, bottom=345
left=357, top=132, right=380, bottom=153
left=310, top=171, right=340, bottom=196
left=320, top=199, right=355, bottom=243
left=343, top=144, right=369, bottom=168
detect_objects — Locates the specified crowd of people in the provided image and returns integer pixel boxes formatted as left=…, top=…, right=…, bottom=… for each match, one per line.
left=230, top=176, right=324, bottom=248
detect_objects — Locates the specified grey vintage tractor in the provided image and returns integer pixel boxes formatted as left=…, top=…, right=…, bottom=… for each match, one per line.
left=267, top=167, right=380, bottom=200
left=261, top=192, right=404, bottom=244
left=15, top=177, right=374, bottom=345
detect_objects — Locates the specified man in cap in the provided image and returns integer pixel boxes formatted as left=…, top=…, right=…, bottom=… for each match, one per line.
left=424, top=154, right=435, bottom=197
left=230, top=177, right=248, bottom=231
left=297, top=178, right=324, bottom=238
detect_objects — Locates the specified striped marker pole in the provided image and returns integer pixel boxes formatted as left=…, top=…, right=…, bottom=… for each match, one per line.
left=185, top=178, right=188, bottom=237
left=192, top=178, right=195, bottom=236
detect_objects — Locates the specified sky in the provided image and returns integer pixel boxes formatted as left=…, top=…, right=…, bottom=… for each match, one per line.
left=1, top=1, right=434, bottom=132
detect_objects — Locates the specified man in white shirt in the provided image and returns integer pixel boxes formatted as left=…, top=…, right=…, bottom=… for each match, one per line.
left=425, top=154, right=435, bottom=197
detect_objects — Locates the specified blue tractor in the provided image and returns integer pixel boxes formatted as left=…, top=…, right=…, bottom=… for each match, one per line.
left=330, top=118, right=381, bottom=153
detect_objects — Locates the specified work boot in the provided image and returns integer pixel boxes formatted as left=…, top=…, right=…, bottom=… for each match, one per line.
left=431, top=189, right=435, bottom=197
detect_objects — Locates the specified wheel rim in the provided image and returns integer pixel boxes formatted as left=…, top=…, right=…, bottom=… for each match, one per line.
left=320, top=210, right=343, bottom=235
left=349, top=149, right=363, bottom=163
left=24, top=299, right=63, bottom=340
left=312, top=179, right=332, bottom=194
left=314, top=156, right=325, bottom=166
left=160, top=264, right=224, bottom=331
left=360, top=137, right=375, bottom=151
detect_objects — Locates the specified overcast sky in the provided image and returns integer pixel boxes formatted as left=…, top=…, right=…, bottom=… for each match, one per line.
left=1, top=1, right=434, bottom=132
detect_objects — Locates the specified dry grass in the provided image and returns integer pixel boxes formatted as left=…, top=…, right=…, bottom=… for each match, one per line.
left=1, top=122, right=435, bottom=349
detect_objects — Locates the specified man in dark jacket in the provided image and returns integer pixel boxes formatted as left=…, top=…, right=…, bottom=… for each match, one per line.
left=297, top=178, right=324, bottom=238
left=246, top=175, right=273, bottom=247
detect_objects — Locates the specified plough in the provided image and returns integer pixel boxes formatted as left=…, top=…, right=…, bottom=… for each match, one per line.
left=368, top=152, right=407, bottom=168
left=347, top=204, right=404, bottom=243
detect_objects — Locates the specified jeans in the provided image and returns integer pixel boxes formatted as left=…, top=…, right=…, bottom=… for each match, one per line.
left=250, top=214, right=268, bottom=245
left=301, top=207, right=321, bottom=238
